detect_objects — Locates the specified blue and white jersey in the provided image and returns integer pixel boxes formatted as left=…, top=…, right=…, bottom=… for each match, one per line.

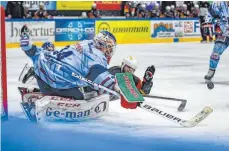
left=209, top=2, right=229, bottom=34
left=21, top=40, right=108, bottom=89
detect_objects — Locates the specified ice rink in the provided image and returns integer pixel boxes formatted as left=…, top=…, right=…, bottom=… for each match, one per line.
left=2, top=43, right=229, bottom=151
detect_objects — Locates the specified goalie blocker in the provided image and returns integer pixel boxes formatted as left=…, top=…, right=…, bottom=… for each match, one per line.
left=109, top=65, right=155, bottom=109
left=115, top=73, right=144, bottom=109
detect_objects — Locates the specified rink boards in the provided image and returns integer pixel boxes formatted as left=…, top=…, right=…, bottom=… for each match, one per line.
left=5, top=18, right=203, bottom=48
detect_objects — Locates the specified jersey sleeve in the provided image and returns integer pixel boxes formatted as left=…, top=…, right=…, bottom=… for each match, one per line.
left=21, top=44, right=43, bottom=63
left=108, top=66, right=122, bottom=75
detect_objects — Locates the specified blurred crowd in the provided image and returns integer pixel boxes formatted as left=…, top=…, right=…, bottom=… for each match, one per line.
left=5, top=1, right=52, bottom=19
left=4, top=1, right=211, bottom=19
left=123, top=1, right=200, bottom=19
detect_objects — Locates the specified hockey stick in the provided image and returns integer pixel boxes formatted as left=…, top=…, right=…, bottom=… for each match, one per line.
left=143, top=94, right=187, bottom=112
left=60, top=67, right=213, bottom=127
left=59, top=66, right=119, bottom=96
left=139, top=102, right=213, bottom=128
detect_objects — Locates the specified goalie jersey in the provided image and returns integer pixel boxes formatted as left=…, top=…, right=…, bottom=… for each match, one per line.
left=21, top=40, right=108, bottom=89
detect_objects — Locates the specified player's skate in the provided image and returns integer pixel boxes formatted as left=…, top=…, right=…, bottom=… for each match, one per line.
left=204, top=69, right=215, bottom=90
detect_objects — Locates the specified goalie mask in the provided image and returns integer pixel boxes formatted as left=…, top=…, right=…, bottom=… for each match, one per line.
left=121, top=56, right=138, bottom=74
left=94, top=31, right=117, bottom=58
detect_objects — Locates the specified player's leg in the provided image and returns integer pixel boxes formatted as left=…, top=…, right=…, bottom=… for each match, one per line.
left=36, top=76, right=84, bottom=100
left=200, top=16, right=207, bottom=43
left=86, top=64, right=116, bottom=96
left=205, top=41, right=229, bottom=80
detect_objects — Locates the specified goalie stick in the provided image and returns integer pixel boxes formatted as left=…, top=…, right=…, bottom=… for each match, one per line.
left=59, top=66, right=119, bottom=96
left=143, top=94, right=187, bottom=112
left=59, top=67, right=213, bottom=128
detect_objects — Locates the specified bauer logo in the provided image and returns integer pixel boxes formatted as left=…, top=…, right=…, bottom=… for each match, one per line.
left=143, top=104, right=182, bottom=122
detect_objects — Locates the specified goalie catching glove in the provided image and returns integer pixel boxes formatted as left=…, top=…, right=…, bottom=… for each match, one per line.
left=20, top=25, right=30, bottom=47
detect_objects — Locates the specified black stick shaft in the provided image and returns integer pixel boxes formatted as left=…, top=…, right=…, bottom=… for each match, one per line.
left=143, top=94, right=186, bottom=102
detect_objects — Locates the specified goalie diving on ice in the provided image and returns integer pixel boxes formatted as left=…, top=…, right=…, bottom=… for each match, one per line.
left=19, top=25, right=149, bottom=123
left=18, top=25, right=212, bottom=127
left=19, top=25, right=123, bottom=122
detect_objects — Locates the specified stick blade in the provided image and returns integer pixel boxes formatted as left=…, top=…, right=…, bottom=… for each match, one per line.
left=178, top=100, right=187, bottom=111
left=181, top=106, right=213, bottom=127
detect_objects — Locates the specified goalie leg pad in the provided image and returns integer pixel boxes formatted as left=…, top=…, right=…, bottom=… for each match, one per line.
left=35, top=95, right=110, bottom=122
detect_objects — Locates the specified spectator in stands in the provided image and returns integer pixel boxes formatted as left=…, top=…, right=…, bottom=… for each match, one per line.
left=125, top=12, right=131, bottom=18
left=124, top=1, right=138, bottom=18
left=81, top=12, right=88, bottom=18
left=6, top=1, right=25, bottom=19
left=137, top=3, right=147, bottom=18
left=171, top=5, right=179, bottom=18
left=34, top=3, right=50, bottom=19
left=191, top=4, right=199, bottom=18
left=138, top=10, right=145, bottom=18
left=87, top=3, right=100, bottom=18
left=91, top=3, right=100, bottom=18
left=145, top=1, right=153, bottom=18
left=161, top=1, right=176, bottom=14
left=184, top=1, right=194, bottom=13
left=179, top=4, right=191, bottom=18
left=163, top=6, right=174, bottom=18
left=23, top=4, right=33, bottom=19
left=150, top=3, right=161, bottom=18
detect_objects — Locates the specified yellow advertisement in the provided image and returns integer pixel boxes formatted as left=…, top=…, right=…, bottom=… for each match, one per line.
left=96, top=20, right=151, bottom=44
left=56, top=1, right=94, bottom=10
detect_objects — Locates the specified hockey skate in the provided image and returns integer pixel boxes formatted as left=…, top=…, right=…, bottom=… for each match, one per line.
left=204, top=69, right=215, bottom=90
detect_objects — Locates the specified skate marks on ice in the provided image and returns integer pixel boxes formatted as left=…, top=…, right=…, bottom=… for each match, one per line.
left=199, top=81, right=229, bottom=86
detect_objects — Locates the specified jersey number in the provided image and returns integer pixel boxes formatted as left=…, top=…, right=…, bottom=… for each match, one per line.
left=54, top=46, right=73, bottom=60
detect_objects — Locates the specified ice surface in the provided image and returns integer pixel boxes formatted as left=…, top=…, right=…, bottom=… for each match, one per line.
left=2, top=43, right=229, bottom=151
